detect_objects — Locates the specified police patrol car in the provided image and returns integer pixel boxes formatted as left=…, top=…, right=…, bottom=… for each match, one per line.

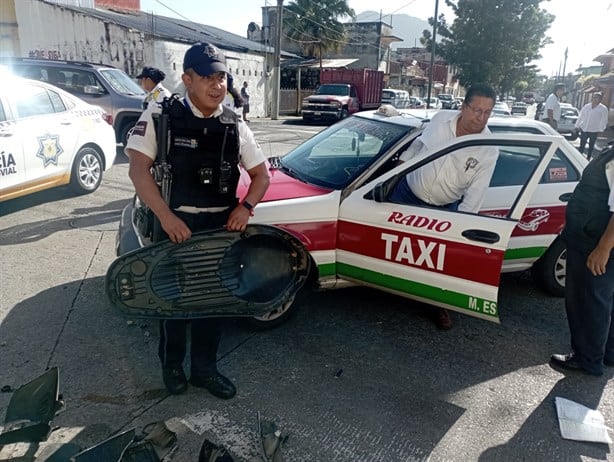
left=235, top=106, right=587, bottom=326
left=0, top=73, right=116, bottom=202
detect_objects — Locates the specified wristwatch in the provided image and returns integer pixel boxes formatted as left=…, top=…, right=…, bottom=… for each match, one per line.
left=242, top=200, right=254, bottom=215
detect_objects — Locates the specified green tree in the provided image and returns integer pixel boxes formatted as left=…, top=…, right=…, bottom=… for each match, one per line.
left=284, top=0, right=355, bottom=59
left=422, top=0, right=554, bottom=92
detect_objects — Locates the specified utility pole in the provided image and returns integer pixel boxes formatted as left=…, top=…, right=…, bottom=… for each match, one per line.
left=427, top=0, right=439, bottom=108
left=271, top=0, right=283, bottom=120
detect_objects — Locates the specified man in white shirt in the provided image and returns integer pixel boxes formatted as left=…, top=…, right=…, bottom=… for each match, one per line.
left=390, top=83, right=498, bottom=329
left=575, top=92, right=609, bottom=160
left=542, top=83, right=565, bottom=129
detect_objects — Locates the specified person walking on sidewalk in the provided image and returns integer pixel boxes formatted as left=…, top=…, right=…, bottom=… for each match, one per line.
left=125, top=42, right=269, bottom=398
left=575, top=92, right=608, bottom=160
left=240, top=81, right=250, bottom=122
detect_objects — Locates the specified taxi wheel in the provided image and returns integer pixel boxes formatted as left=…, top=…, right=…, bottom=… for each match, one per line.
left=531, top=238, right=566, bottom=297
left=69, top=147, right=103, bottom=195
left=245, top=294, right=299, bottom=330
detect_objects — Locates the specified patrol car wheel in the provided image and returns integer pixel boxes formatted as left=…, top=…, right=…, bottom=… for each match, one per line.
left=531, top=237, right=566, bottom=297
left=69, top=147, right=103, bottom=195
left=120, top=122, right=135, bottom=146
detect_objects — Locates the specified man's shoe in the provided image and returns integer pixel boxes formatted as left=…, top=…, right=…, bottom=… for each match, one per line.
left=162, top=366, right=188, bottom=395
left=191, top=372, right=236, bottom=399
left=434, top=308, right=452, bottom=330
left=550, top=353, right=603, bottom=376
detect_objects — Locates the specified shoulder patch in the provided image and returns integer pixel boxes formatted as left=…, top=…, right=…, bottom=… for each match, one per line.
left=132, top=120, right=147, bottom=137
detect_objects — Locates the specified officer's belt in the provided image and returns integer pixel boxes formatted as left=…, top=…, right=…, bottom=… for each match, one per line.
left=174, top=205, right=230, bottom=214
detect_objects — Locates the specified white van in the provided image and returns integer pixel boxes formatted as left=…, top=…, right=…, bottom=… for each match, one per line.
left=381, top=89, right=410, bottom=109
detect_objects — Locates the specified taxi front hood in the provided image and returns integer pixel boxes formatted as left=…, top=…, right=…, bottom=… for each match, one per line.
left=238, top=167, right=332, bottom=202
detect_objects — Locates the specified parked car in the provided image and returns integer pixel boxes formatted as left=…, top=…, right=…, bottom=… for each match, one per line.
left=511, top=102, right=528, bottom=115
left=409, top=96, right=426, bottom=109
left=117, top=105, right=585, bottom=328
left=1, top=57, right=145, bottom=145
left=0, top=74, right=117, bottom=202
left=492, top=102, right=511, bottom=116
left=381, top=89, right=411, bottom=109
left=437, top=93, right=458, bottom=109
left=558, top=103, right=579, bottom=141
left=425, top=97, right=441, bottom=109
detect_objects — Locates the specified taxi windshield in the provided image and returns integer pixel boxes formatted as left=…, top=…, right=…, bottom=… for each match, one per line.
left=280, top=117, right=409, bottom=189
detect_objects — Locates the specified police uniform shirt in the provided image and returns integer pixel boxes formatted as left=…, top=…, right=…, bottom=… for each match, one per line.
left=125, top=93, right=265, bottom=172
left=144, top=82, right=172, bottom=108
left=607, top=160, right=614, bottom=212
left=542, top=93, right=561, bottom=122
left=399, top=110, right=498, bottom=213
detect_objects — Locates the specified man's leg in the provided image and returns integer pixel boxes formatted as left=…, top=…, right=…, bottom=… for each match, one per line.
left=578, top=131, right=588, bottom=155
left=189, top=319, right=236, bottom=399
left=158, top=319, right=189, bottom=393
left=587, top=132, right=598, bottom=160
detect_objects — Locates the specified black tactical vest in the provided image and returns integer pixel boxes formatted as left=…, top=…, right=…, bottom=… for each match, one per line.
left=165, top=98, right=241, bottom=209
left=563, top=148, right=614, bottom=254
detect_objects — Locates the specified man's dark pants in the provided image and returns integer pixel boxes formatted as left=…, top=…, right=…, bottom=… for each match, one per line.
left=579, top=131, right=599, bottom=159
left=157, top=209, right=230, bottom=377
left=565, top=244, right=614, bottom=375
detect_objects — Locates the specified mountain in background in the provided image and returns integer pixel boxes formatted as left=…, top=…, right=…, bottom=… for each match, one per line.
left=354, top=11, right=430, bottom=50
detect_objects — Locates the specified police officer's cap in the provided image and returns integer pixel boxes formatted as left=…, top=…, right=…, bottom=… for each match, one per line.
left=183, top=42, right=227, bottom=76
left=136, top=66, right=166, bottom=83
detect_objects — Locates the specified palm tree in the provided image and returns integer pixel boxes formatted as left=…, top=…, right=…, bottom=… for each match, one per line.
left=284, top=0, right=355, bottom=62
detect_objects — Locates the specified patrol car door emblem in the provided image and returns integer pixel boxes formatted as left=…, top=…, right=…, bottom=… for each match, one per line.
left=36, top=134, right=64, bottom=167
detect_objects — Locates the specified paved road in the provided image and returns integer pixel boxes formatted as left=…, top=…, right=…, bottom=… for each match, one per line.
left=1, top=117, right=614, bottom=461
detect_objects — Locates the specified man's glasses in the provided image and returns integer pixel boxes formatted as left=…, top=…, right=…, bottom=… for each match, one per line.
left=464, top=103, right=492, bottom=118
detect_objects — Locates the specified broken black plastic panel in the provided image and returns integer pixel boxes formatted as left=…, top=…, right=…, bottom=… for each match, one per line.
left=106, top=225, right=311, bottom=319
left=0, top=367, right=64, bottom=445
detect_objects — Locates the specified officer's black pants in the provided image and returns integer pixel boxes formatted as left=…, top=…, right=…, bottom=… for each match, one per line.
left=156, top=208, right=231, bottom=376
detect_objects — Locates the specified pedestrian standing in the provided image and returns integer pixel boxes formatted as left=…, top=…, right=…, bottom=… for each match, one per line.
left=541, top=83, right=565, bottom=130
left=125, top=42, right=269, bottom=397
left=240, top=81, right=250, bottom=122
left=550, top=144, right=614, bottom=376
left=575, top=92, right=609, bottom=160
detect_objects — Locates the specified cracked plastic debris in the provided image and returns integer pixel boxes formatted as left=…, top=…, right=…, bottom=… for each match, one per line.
left=258, top=411, right=287, bottom=462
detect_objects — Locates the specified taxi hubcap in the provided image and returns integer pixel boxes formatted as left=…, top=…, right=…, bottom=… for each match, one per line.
left=79, top=153, right=101, bottom=188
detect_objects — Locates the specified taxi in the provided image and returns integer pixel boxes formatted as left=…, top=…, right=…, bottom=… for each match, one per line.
left=0, top=73, right=116, bottom=202
left=235, top=106, right=586, bottom=326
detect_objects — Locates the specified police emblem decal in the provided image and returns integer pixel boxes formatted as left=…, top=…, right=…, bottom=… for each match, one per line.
left=36, top=133, right=64, bottom=167
left=465, top=157, right=478, bottom=172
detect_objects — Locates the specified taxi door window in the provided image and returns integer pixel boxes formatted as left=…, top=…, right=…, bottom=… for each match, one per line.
left=12, top=84, right=55, bottom=119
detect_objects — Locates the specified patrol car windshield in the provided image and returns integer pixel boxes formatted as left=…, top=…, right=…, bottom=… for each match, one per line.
left=99, top=69, right=145, bottom=96
left=279, top=117, right=409, bottom=189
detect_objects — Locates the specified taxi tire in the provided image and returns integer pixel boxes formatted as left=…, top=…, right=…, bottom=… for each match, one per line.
left=531, top=237, right=566, bottom=297
left=69, top=147, right=103, bottom=195
left=245, top=285, right=309, bottom=330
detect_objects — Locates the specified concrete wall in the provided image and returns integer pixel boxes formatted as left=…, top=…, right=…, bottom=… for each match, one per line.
left=6, top=0, right=269, bottom=117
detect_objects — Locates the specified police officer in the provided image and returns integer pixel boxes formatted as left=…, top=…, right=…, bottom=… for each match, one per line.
left=551, top=144, right=614, bottom=376
left=125, top=43, right=270, bottom=397
left=136, top=66, right=171, bottom=109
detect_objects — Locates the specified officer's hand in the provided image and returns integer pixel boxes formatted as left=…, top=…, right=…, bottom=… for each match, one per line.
left=587, top=245, right=610, bottom=276
left=226, top=205, right=251, bottom=232
left=161, top=213, right=191, bottom=243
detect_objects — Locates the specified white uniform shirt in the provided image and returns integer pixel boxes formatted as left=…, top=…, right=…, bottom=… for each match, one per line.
left=542, top=93, right=561, bottom=122
left=144, top=83, right=171, bottom=109
left=576, top=102, right=608, bottom=133
left=399, top=110, right=498, bottom=213
left=125, top=93, right=265, bottom=171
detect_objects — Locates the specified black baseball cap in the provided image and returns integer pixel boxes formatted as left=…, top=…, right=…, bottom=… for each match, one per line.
left=136, top=66, right=165, bottom=83
left=183, top=42, right=227, bottom=76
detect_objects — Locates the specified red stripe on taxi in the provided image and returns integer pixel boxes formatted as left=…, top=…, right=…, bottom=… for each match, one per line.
left=338, top=220, right=505, bottom=286
left=273, top=221, right=337, bottom=251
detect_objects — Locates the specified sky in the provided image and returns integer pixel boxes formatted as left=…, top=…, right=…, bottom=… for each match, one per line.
left=140, top=0, right=614, bottom=76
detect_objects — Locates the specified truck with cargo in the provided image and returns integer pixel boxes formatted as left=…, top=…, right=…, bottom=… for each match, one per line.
left=301, top=68, right=384, bottom=122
